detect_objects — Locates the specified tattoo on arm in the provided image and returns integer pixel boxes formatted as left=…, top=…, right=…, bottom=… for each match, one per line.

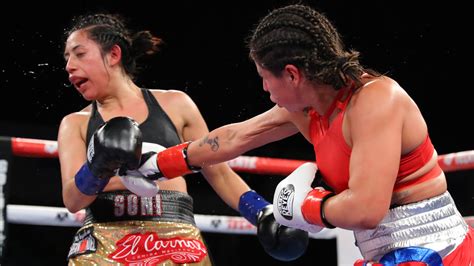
left=198, top=136, right=220, bottom=152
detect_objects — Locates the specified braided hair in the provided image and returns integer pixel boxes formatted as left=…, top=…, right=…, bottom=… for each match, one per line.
left=249, top=4, right=379, bottom=90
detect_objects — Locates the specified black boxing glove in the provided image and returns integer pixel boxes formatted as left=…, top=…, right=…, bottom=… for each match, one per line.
left=75, top=116, right=142, bottom=195
left=238, top=190, right=309, bottom=261
left=257, top=205, right=309, bottom=261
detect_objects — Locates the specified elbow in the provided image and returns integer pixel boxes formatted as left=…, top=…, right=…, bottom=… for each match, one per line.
left=64, top=201, right=81, bottom=214
left=61, top=178, right=94, bottom=213
left=357, top=214, right=385, bottom=229
left=355, top=204, right=387, bottom=229
left=344, top=195, right=388, bottom=229
left=62, top=189, right=88, bottom=213
left=221, top=128, right=245, bottom=156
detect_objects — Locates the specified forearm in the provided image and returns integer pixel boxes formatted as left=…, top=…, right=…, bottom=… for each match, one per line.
left=214, top=184, right=250, bottom=211
left=62, top=178, right=96, bottom=213
left=187, top=125, right=251, bottom=167
left=62, top=162, right=109, bottom=212
left=202, top=164, right=250, bottom=210
left=136, top=119, right=287, bottom=179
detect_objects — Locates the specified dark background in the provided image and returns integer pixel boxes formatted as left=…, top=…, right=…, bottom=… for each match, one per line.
left=1, top=1, right=472, bottom=265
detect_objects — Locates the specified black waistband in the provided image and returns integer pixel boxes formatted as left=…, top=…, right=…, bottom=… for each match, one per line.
left=84, top=190, right=195, bottom=225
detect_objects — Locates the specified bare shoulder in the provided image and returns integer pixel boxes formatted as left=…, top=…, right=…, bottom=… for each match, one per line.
left=353, top=76, right=406, bottom=108
left=361, top=75, right=402, bottom=94
left=58, top=106, right=92, bottom=138
left=346, top=76, right=410, bottom=127
left=147, top=89, right=202, bottom=130
left=60, top=106, right=91, bottom=124
left=149, top=89, right=192, bottom=101
left=149, top=89, right=195, bottom=109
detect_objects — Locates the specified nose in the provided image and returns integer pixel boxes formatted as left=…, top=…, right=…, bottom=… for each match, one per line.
left=65, top=57, right=76, bottom=74
left=262, top=80, right=269, bottom=92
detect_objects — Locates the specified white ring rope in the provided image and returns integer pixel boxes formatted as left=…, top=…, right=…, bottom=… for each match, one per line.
left=5, top=204, right=340, bottom=239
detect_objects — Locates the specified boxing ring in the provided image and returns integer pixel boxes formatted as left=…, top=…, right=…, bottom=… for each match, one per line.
left=0, top=137, right=473, bottom=265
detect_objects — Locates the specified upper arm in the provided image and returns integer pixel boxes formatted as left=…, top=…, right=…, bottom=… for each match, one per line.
left=57, top=112, right=96, bottom=211
left=58, top=113, right=87, bottom=186
left=347, top=80, right=404, bottom=215
left=175, top=91, right=211, bottom=142
left=219, top=105, right=299, bottom=153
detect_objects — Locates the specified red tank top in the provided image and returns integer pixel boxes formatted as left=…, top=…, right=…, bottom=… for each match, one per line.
left=309, top=89, right=440, bottom=193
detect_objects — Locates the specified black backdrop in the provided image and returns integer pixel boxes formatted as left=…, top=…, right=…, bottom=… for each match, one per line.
left=0, top=1, right=472, bottom=265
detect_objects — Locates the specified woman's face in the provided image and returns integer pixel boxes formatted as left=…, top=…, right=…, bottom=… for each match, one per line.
left=64, top=30, right=111, bottom=101
left=255, top=63, right=304, bottom=112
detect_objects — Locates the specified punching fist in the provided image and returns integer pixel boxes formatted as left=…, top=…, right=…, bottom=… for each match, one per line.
left=119, top=142, right=166, bottom=197
left=273, top=162, right=326, bottom=233
left=239, top=191, right=308, bottom=261
left=132, top=141, right=200, bottom=180
left=75, top=116, right=142, bottom=195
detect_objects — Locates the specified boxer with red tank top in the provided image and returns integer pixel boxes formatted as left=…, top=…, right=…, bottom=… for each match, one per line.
left=307, top=87, right=473, bottom=264
left=310, top=88, right=442, bottom=194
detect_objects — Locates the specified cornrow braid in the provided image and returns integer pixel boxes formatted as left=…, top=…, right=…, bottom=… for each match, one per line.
left=249, top=4, right=379, bottom=90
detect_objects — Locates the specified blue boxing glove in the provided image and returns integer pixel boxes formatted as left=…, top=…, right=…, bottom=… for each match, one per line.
left=239, top=190, right=309, bottom=261
left=75, top=116, right=142, bottom=195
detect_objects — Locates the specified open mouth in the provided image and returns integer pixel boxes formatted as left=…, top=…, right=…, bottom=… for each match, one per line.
left=74, top=78, right=88, bottom=88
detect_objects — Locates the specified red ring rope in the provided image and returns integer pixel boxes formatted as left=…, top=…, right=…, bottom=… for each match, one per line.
left=7, top=137, right=474, bottom=175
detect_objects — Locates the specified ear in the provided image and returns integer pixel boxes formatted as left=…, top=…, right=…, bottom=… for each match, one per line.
left=108, top=44, right=122, bottom=66
left=284, top=64, right=301, bottom=83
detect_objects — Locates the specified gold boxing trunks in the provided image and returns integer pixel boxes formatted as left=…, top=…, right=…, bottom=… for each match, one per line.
left=68, top=190, right=212, bottom=266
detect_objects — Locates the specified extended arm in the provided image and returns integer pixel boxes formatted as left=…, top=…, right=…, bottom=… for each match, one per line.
left=136, top=105, right=299, bottom=180
left=151, top=94, right=307, bottom=261
left=188, top=105, right=299, bottom=167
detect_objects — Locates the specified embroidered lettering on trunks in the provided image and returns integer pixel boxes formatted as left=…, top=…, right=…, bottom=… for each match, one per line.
left=114, top=194, right=162, bottom=217
left=109, top=232, right=207, bottom=264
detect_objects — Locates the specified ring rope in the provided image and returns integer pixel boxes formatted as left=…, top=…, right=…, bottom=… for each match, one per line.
left=6, top=136, right=474, bottom=174
left=5, top=204, right=340, bottom=239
